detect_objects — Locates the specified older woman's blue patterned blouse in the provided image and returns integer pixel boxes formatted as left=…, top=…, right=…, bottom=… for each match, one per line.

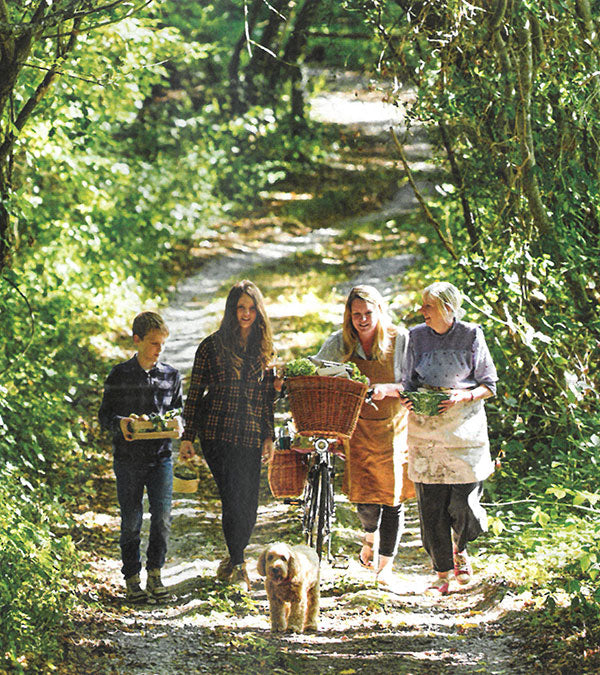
left=403, top=321, right=497, bottom=395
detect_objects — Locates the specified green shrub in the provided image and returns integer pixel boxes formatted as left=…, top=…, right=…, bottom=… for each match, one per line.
left=0, top=472, right=78, bottom=671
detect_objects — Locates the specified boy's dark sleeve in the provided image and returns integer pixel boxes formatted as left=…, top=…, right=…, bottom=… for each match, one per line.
left=98, top=367, right=123, bottom=435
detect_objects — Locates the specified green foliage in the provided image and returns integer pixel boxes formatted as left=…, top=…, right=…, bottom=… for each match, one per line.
left=0, top=472, right=78, bottom=671
left=285, top=357, right=319, bottom=377
left=403, top=391, right=448, bottom=416
left=344, top=0, right=600, bottom=483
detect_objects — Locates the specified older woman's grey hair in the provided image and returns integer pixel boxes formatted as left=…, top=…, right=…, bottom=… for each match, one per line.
left=422, top=282, right=465, bottom=323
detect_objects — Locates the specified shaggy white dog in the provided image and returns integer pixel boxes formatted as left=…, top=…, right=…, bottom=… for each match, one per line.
left=256, top=542, right=320, bottom=633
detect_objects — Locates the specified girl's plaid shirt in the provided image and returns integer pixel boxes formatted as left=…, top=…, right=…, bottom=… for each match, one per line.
left=182, top=331, right=276, bottom=449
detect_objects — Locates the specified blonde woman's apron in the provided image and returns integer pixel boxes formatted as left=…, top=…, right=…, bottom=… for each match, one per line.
left=407, top=394, right=494, bottom=484
left=343, top=344, right=410, bottom=506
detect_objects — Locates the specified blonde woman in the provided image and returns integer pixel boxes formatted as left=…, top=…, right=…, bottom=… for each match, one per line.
left=316, top=285, right=410, bottom=585
left=373, top=281, right=497, bottom=594
left=179, top=280, right=278, bottom=591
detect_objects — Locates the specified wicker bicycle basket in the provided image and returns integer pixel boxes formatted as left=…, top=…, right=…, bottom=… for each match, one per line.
left=285, top=375, right=369, bottom=440
left=268, top=448, right=309, bottom=498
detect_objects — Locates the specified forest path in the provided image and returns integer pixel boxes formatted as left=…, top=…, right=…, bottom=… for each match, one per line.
left=68, top=73, right=528, bottom=674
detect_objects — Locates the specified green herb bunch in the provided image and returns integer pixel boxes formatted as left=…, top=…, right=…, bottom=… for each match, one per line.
left=148, top=408, right=182, bottom=431
left=403, top=391, right=447, bottom=416
left=173, top=461, right=199, bottom=480
left=284, top=357, right=368, bottom=384
left=284, top=358, right=318, bottom=377
left=348, top=362, right=369, bottom=385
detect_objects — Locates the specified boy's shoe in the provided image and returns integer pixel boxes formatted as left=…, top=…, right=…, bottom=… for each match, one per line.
left=453, top=550, right=472, bottom=585
left=230, top=563, right=250, bottom=592
left=146, top=568, right=169, bottom=600
left=125, top=574, right=149, bottom=603
left=216, top=556, right=234, bottom=582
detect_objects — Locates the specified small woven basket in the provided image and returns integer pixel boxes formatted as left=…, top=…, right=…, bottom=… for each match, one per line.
left=172, top=459, right=199, bottom=493
left=172, top=476, right=199, bottom=493
left=285, top=375, right=369, bottom=440
left=268, top=448, right=309, bottom=498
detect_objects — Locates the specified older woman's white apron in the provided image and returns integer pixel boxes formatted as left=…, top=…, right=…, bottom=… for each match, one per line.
left=407, top=397, right=494, bottom=484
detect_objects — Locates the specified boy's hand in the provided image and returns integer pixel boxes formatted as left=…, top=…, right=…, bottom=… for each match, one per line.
left=120, top=417, right=135, bottom=442
left=179, top=440, right=195, bottom=460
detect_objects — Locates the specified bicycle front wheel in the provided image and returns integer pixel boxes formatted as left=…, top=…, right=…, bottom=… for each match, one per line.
left=314, top=462, right=330, bottom=560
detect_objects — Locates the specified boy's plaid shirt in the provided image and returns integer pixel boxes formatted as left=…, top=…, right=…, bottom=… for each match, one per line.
left=98, top=356, right=183, bottom=460
left=182, top=331, right=276, bottom=450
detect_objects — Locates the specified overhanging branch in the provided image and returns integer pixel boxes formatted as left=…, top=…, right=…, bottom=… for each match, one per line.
left=390, top=126, right=458, bottom=261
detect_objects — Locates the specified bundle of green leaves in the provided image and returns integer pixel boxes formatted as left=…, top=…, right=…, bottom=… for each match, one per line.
left=173, top=461, right=199, bottom=480
left=403, top=391, right=448, bottom=416
left=284, top=357, right=368, bottom=384
left=284, top=358, right=318, bottom=377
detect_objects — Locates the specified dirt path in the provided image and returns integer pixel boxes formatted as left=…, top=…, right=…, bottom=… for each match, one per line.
left=67, top=74, right=530, bottom=674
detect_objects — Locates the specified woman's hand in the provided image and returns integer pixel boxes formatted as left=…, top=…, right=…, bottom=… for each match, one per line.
left=179, top=439, right=195, bottom=460
left=399, top=395, right=414, bottom=411
left=262, top=438, right=274, bottom=464
left=371, top=383, right=401, bottom=400
left=439, top=389, right=473, bottom=413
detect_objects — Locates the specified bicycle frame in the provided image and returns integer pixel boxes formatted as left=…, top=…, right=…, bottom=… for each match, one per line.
left=301, top=437, right=338, bottom=561
left=278, top=423, right=341, bottom=562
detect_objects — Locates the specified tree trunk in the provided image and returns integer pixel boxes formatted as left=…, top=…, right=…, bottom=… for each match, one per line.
left=268, top=0, right=320, bottom=92
left=243, top=0, right=290, bottom=105
left=227, top=0, right=264, bottom=112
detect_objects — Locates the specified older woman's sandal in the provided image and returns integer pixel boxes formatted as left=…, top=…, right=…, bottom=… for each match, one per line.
left=358, top=537, right=374, bottom=570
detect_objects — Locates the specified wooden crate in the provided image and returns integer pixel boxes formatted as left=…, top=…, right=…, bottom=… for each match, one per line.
left=130, top=418, right=180, bottom=440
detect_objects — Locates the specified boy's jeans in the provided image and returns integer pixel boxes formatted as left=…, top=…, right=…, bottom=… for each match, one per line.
left=113, top=456, right=173, bottom=579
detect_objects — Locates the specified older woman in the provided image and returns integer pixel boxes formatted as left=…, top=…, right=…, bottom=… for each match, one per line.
left=179, top=280, right=278, bottom=591
left=316, top=285, right=411, bottom=585
left=373, top=281, right=497, bottom=594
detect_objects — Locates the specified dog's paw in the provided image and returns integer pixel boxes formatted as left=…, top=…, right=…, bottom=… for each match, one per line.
left=286, top=623, right=303, bottom=633
left=304, top=623, right=318, bottom=632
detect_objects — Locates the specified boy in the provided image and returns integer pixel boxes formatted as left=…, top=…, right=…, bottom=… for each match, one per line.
left=99, top=311, right=183, bottom=603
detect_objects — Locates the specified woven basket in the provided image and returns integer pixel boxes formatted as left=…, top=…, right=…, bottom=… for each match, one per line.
left=268, top=448, right=309, bottom=498
left=285, top=375, right=368, bottom=440
left=172, top=476, right=199, bottom=493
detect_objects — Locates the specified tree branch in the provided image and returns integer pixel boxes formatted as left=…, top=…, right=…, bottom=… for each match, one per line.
left=0, top=19, right=81, bottom=167
left=390, top=126, right=458, bottom=261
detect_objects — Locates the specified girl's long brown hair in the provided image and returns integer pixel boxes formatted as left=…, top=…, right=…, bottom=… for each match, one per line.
left=219, top=280, right=274, bottom=375
left=341, top=285, right=396, bottom=363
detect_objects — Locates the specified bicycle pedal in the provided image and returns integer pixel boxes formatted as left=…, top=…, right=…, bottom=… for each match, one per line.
left=283, top=498, right=303, bottom=506
left=330, top=554, right=350, bottom=569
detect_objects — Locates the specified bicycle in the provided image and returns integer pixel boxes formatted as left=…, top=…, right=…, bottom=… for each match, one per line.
left=276, top=424, right=343, bottom=562
left=275, top=370, right=375, bottom=562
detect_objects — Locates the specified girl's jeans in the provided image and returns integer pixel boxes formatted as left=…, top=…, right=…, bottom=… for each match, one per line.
left=113, top=456, right=173, bottom=579
left=201, top=440, right=262, bottom=566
